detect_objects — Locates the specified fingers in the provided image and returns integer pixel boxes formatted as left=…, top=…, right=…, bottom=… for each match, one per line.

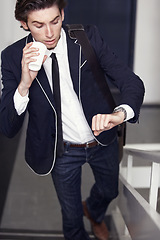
left=92, top=114, right=113, bottom=136
left=22, top=42, right=40, bottom=68
left=43, top=55, right=48, bottom=63
left=92, top=112, right=125, bottom=136
left=92, top=114, right=111, bottom=130
left=20, top=43, right=40, bottom=90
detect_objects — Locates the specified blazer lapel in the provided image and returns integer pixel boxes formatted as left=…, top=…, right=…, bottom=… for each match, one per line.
left=36, top=67, right=55, bottom=106
left=65, top=29, right=80, bottom=97
left=26, top=33, right=33, bottom=44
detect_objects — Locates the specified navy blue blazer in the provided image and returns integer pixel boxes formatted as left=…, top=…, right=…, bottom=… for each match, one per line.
left=0, top=25, right=144, bottom=174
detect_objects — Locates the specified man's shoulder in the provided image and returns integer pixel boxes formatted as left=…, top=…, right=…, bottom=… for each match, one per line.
left=2, top=34, right=31, bottom=57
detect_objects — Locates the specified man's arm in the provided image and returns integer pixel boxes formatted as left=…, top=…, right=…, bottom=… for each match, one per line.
left=0, top=42, right=41, bottom=137
left=86, top=25, right=145, bottom=124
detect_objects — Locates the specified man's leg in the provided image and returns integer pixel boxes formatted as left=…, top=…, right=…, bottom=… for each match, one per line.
left=86, top=139, right=119, bottom=222
left=51, top=143, right=90, bottom=240
left=83, top=139, right=119, bottom=240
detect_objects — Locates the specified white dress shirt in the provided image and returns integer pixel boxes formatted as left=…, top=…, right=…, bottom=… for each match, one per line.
left=13, top=29, right=134, bottom=143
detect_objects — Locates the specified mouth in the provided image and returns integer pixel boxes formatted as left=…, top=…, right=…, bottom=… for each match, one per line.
left=44, top=39, right=56, bottom=45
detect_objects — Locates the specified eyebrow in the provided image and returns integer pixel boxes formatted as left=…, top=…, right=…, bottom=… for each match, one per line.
left=32, top=15, right=60, bottom=24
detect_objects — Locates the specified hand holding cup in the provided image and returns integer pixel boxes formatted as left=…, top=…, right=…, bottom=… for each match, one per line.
left=28, top=42, right=47, bottom=71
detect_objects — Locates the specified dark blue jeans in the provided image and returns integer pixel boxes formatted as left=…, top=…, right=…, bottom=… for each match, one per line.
left=51, top=139, right=119, bottom=240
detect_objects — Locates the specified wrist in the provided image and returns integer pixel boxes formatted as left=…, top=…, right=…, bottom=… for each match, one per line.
left=18, top=82, right=29, bottom=97
left=113, top=107, right=127, bottom=121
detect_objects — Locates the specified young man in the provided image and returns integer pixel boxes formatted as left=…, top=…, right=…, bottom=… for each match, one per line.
left=0, top=0, right=145, bottom=239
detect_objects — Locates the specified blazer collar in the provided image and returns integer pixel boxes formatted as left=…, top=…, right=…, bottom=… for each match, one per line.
left=26, top=33, right=33, bottom=44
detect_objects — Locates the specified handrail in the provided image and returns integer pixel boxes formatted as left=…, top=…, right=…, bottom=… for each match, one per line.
left=124, top=143, right=160, bottom=164
left=121, top=143, right=160, bottom=210
left=118, top=174, right=160, bottom=240
left=117, top=143, right=160, bottom=240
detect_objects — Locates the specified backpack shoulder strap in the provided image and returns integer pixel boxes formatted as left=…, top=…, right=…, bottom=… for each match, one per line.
left=66, top=24, right=116, bottom=110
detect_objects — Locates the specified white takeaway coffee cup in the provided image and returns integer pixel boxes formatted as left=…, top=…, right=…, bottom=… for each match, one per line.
left=29, top=42, right=47, bottom=71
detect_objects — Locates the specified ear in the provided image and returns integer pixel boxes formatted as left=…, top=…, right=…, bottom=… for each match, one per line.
left=61, top=9, right=64, bottom=21
left=20, top=21, right=29, bottom=30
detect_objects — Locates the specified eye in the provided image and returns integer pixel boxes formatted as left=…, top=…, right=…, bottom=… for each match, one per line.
left=33, top=23, right=43, bottom=29
left=35, top=24, right=43, bottom=29
left=52, top=17, right=60, bottom=25
left=53, top=20, right=58, bottom=25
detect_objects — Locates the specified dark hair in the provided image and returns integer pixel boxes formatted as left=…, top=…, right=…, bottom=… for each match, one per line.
left=15, top=0, right=67, bottom=22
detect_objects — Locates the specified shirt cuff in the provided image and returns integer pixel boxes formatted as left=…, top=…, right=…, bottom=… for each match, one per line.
left=114, top=104, right=134, bottom=122
left=13, top=88, right=29, bottom=115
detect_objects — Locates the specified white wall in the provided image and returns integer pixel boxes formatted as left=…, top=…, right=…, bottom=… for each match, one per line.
left=0, top=0, right=26, bottom=54
left=134, top=0, right=160, bottom=104
left=0, top=1, right=26, bottom=93
left=0, top=0, right=160, bottom=104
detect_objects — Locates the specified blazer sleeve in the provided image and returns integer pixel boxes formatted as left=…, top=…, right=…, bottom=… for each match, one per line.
left=85, top=25, right=145, bottom=123
left=0, top=47, right=26, bottom=138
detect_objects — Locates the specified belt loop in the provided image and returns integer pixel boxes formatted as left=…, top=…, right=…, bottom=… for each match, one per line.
left=64, top=141, right=70, bottom=152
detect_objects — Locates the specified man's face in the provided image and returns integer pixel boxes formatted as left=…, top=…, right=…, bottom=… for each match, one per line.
left=21, top=5, right=64, bottom=49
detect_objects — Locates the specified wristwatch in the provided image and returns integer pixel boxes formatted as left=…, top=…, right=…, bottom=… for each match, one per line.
left=113, top=107, right=127, bottom=121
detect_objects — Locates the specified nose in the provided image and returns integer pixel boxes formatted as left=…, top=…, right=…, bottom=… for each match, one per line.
left=45, top=25, right=54, bottom=38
